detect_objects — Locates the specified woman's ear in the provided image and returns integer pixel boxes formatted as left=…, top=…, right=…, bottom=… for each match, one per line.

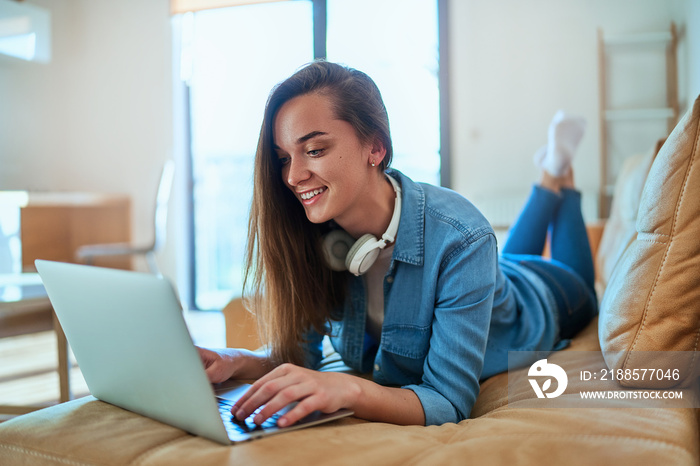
left=368, top=138, right=387, bottom=166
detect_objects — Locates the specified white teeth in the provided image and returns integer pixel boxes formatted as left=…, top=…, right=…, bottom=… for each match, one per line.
left=300, top=188, right=325, bottom=200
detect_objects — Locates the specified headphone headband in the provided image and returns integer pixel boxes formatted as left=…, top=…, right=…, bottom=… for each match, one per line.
left=380, top=175, right=402, bottom=246
left=322, top=174, right=402, bottom=275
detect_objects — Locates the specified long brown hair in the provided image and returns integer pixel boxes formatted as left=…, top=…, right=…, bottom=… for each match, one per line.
left=243, top=61, right=393, bottom=366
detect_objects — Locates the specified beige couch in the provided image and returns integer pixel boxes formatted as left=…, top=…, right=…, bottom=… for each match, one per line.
left=1, top=97, right=698, bottom=465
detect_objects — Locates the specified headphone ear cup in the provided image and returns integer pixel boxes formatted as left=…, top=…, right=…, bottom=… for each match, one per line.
left=322, top=230, right=355, bottom=271
left=346, top=233, right=381, bottom=276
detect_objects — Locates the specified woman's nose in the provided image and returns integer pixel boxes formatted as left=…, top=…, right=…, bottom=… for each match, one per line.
left=285, top=155, right=311, bottom=186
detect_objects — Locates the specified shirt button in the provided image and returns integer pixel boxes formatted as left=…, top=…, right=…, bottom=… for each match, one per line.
left=374, top=363, right=381, bottom=372
left=386, top=276, right=394, bottom=284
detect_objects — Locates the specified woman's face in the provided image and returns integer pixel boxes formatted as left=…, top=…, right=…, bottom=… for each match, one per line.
left=273, top=93, right=379, bottom=227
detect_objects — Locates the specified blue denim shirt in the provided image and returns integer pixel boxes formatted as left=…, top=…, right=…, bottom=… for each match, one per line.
left=303, top=170, right=559, bottom=426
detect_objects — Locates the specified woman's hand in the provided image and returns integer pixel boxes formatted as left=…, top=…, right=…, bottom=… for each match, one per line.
left=196, top=347, right=274, bottom=383
left=196, top=347, right=240, bottom=383
left=231, top=363, right=361, bottom=428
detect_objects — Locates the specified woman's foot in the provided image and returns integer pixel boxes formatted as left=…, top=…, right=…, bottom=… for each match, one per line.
left=534, top=110, right=586, bottom=177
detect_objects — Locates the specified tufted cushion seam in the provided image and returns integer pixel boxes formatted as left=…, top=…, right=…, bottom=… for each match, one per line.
left=682, top=120, right=700, bottom=366
left=129, top=434, right=194, bottom=466
left=624, top=239, right=670, bottom=360
left=625, top=105, right=700, bottom=364
left=452, top=432, right=694, bottom=456
left=690, top=325, right=700, bottom=358
left=639, top=232, right=671, bottom=238
left=0, top=443, right=99, bottom=466
left=635, top=239, right=669, bottom=246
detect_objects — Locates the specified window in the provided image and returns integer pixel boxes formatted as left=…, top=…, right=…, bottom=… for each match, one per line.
left=181, top=0, right=444, bottom=310
left=185, top=3, right=313, bottom=310
left=327, top=0, right=441, bottom=185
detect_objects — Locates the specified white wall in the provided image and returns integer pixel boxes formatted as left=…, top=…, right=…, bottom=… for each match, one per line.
left=684, top=0, right=700, bottom=106
left=448, top=0, right=697, bottom=223
left=0, top=0, right=176, bottom=279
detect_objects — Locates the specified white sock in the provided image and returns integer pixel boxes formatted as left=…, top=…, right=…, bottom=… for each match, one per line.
left=538, top=110, right=586, bottom=177
left=533, top=144, right=547, bottom=168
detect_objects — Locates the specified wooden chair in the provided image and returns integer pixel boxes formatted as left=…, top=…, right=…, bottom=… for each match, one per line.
left=0, top=280, right=72, bottom=416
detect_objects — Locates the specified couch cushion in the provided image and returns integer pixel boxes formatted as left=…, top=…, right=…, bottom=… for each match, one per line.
left=0, top=395, right=693, bottom=466
left=594, top=141, right=657, bottom=297
left=598, top=95, right=700, bottom=386
left=3, top=315, right=697, bottom=466
left=471, top=314, right=602, bottom=417
left=2, top=333, right=698, bottom=466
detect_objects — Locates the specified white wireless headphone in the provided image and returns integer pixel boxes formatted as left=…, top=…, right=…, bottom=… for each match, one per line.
left=322, top=176, right=402, bottom=276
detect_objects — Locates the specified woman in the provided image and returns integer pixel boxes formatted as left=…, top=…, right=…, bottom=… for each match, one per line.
left=198, top=61, right=598, bottom=428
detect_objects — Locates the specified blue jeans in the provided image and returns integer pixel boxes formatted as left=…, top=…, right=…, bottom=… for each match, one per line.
left=502, top=186, right=598, bottom=339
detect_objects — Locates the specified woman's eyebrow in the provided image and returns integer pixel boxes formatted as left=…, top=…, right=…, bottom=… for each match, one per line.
left=296, top=131, right=328, bottom=144
left=273, top=131, right=329, bottom=151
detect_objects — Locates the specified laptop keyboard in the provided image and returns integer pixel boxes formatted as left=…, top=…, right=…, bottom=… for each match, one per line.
left=217, top=398, right=282, bottom=434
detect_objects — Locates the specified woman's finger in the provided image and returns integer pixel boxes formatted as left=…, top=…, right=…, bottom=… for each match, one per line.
left=231, top=363, right=295, bottom=415
left=196, top=346, right=213, bottom=365
left=195, top=347, right=222, bottom=382
left=251, top=382, right=314, bottom=425
left=230, top=375, right=271, bottom=414
left=276, top=395, right=325, bottom=427
left=234, top=366, right=300, bottom=420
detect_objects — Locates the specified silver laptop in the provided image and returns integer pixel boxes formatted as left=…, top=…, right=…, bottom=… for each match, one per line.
left=35, top=259, right=353, bottom=445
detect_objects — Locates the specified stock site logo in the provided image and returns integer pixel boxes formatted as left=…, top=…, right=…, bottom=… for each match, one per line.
left=528, top=359, right=568, bottom=398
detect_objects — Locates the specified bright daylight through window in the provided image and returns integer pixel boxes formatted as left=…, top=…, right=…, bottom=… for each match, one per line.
left=184, top=0, right=441, bottom=311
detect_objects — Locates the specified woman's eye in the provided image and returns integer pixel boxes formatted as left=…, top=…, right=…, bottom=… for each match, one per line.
left=278, top=156, right=290, bottom=166
left=307, top=149, right=324, bottom=157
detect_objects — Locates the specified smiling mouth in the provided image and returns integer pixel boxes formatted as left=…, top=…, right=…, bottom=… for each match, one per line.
left=300, top=187, right=326, bottom=200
